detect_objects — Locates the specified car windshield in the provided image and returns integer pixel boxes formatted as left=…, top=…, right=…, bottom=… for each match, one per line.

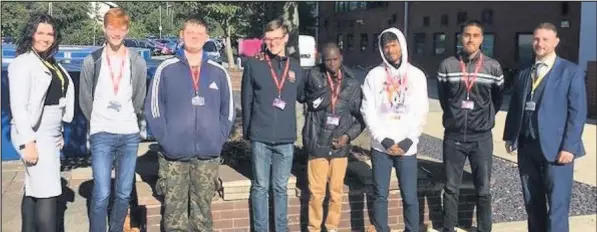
left=204, top=41, right=217, bottom=52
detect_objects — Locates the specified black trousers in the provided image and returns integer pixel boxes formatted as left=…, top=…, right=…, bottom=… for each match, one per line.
left=442, top=136, right=493, bottom=232
left=22, top=194, right=58, bottom=232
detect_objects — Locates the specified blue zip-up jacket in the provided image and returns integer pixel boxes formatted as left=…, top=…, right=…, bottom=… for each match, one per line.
left=144, top=51, right=234, bottom=160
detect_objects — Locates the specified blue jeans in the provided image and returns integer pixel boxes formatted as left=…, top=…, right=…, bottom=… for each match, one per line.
left=89, top=132, right=140, bottom=232
left=371, top=150, right=419, bottom=232
left=250, top=141, right=294, bottom=232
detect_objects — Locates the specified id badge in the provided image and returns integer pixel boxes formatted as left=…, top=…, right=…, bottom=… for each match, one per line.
left=326, top=116, right=340, bottom=126
left=461, top=100, right=474, bottom=110
left=108, top=101, right=122, bottom=111
left=393, top=104, right=406, bottom=114
left=273, top=98, right=286, bottom=110
left=192, top=96, right=205, bottom=106
left=58, top=97, right=66, bottom=108
left=525, top=101, right=536, bottom=111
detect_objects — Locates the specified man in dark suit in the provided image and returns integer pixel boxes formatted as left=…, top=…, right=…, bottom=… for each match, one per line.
left=503, top=22, right=587, bottom=232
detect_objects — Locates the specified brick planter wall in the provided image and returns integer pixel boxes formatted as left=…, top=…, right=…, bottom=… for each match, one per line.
left=586, top=61, right=596, bottom=118
left=133, top=153, right=478, bottom=232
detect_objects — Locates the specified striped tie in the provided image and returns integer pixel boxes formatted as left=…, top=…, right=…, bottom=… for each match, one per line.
left=533, top=62, right=545, bottom=83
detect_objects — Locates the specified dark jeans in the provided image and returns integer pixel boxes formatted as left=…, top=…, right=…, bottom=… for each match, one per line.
left=518, top=137, right=574, bottom=232
left=442, top=136, right=493, bottom=232
left=371, top=150, right=419, bottom=232
left=250, top=141, right=294, bottom=232
left=89, top=132, right=140, bottom=232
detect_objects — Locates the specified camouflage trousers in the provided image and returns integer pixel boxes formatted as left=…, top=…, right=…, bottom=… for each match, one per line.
left=157, top=153, right=220, bottom=232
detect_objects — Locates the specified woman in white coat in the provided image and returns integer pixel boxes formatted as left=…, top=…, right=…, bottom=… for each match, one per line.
left=8, top=13, right=74, bottom=232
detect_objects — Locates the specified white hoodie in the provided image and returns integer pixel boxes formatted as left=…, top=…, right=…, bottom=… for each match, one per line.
left=360, top=27, right=429, bottom=156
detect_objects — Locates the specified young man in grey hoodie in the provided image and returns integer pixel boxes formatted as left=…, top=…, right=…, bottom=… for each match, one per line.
left=78, top=8, right=147, bottom=232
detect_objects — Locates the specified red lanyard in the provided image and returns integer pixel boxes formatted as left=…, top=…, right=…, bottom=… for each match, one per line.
left=265, top=55, right=290, bottom=97
left=384, top=66, right=408, bottom=103
left=459, top=53, right=484, bottom=95
left=189, top=65, right=201, bottom=95
left=326, top=71, right=343, bottom=115
left=105, top=50, right=127, bottom=95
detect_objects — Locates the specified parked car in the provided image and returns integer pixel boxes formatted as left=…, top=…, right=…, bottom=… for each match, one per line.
left=204, top=39, right=222, bottom=64
left=155, top=39, right=177, bottom=55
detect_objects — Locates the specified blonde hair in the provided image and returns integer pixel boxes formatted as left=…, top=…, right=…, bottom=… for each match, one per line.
left=264, top=19, right=288, bottom=34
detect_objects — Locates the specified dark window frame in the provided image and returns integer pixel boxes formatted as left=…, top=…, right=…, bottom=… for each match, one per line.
left=433, top=32, right=447, bottom=56
left=414, top=32, right=426, bottom=55
left=360, top=33, right=368, bottom=51
left=457, top=11, right=468, bottom=24
left=347, top=33, right=354, bottom=51
left=337, top=33, right=345, bottom=50
left=441, top=14, right=449, bottom=26
left=372, top=33, right=380, bottom=52
left=423, top=16, right=430, bottom=27
left=515, top=32, right=535, bottom=67
left=561, top=2, right=569, bottom=16
left=482, top=9, right=494, bottom=25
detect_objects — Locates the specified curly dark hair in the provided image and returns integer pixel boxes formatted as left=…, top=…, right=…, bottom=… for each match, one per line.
left=16, top=13, right=61, bottom=60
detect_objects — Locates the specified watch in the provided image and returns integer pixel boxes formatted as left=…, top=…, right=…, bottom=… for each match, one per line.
left=19, top=140, right=36, bottom=150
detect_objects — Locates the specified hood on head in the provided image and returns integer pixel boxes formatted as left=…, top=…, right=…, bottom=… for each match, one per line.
left=378, top=27, right=409, bottom=74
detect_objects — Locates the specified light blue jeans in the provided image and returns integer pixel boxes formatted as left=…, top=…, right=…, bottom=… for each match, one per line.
left=250, top=141, right=294, bottom=232
left=89, top=132, right=139, bottom=232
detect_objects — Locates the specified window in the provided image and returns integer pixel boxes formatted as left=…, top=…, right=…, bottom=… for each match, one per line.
left=457, top=11, right=468, bottom=24
left=434, top=33, right=447, bottom=55
left=423, top=16, right=430, bottom=27
left=337, top=21, right=341, bottom=29
left=455, top=33, right=496, bottom=57
left=337, top=33, right=344, bottom=50
left=441, top=14, right=449, bottom=26
left=483, top=34, right=495, bottom=57
left=392, top=14, right=397, bottom=24
left=367, top=2, right=388, bottom=9
left=349, top=20, right=355, bottom=28
left=517, top=33, right=534, bottom=67
left=349, top=2, right=359, bottom=11
left=561, top=2, right=569, bottom=16
left=359, top=2, right=368, bottom=10
left=414, top=33, right=426, bottom=55
left=324, top=20, right=328, bottom=30
left=360, top=33, right=368, bottom=51
left=347, top=33, right=354, bottom=51
left=482, top=9, right=494, bottom=25
left=339, top=2, right=346, bottom=12
left=336, top=1, right=369, bottom=12
left=372, top=33, right=380, bottom=52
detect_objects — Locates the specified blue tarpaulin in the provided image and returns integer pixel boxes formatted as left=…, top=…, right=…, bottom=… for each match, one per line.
left=1, top=44, right=160, bottom=161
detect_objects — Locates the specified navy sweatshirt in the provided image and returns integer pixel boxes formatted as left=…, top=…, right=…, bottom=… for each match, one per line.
left=144, top=52, right=234, bottom=160
left=241, top=53, right=306, bottom=144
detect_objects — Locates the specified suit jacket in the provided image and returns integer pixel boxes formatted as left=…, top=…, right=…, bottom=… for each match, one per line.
left=503, top=56, right=587, bottom=162
left=8, top=51, right=75, bottom=147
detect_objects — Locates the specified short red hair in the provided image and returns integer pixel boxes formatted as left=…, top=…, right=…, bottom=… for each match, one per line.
left=104, top=8, right=130, bottom=28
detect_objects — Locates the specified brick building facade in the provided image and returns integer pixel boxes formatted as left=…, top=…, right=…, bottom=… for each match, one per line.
left=317, top=2, right=581, bottom=76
